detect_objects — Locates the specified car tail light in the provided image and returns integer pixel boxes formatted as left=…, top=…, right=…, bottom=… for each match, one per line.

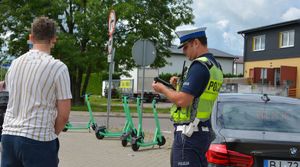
left=206, top=144, right=254, bottom=167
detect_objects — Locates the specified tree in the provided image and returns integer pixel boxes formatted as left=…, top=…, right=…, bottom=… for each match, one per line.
left=0, top=0, right=193, bottom=105
left=0, top=0, right=109, bottom=105
left=113, top=0, right=194, bottom=71
left=52, top=0, right=109, bottom=105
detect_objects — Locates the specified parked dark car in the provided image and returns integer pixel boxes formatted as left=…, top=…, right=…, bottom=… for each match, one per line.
left=207, top=93, right=300, bottom=167
left=133, top=92, right=161, bottom=103
left=104, top=88, right=120, bottom=99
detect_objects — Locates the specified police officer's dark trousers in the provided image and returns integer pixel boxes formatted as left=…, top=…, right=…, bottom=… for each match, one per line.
left=171, top=121, right=211, bottom=167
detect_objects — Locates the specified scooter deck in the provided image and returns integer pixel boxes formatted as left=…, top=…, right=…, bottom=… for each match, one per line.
left=99, top=131, right=123, bottom=137
left=66, top=126, right=90, bottom=130
left=137, top=141, right=158, bottom=147
left=65, top=122, right=94, bottom=130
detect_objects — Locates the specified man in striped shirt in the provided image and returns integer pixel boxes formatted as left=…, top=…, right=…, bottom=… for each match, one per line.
left=1, top=16, right=72, bottom=167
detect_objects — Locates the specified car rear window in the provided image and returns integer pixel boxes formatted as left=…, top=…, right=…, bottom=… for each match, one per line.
left=218, top=102, right=300, bottom=133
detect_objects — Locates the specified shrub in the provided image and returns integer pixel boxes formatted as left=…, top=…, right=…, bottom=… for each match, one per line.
left=223, top=73, right=244, bottom=78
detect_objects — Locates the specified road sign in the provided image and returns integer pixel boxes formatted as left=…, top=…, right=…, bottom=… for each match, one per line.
left=132, top=39, right=157, bottom=116
left=132, top=39, right=156, bottom=67
left=108, top=10, right=116, bottom=36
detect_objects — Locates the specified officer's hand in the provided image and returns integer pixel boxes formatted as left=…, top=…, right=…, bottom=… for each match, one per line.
left=152, top=81, right=165, bottom=93
left=169, top=76, right=178, bottom=88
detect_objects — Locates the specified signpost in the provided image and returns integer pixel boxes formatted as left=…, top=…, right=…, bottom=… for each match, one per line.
left=132, top=39, right=156, bottom=117
left=106, top=10, right=116, bottom=129
left=108, top=36, right=113, bottom=58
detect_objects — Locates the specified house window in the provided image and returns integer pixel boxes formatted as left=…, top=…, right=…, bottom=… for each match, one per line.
left=280, top=30, right=295, bottom=48
left=253, top=35, right=265, bottom=51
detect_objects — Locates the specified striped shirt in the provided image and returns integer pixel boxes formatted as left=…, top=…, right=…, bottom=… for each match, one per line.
left=2, top=49, right=72, bottom=141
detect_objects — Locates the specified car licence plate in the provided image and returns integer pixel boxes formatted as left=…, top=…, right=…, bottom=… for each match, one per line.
left=264, top=160, right=300, bottom=167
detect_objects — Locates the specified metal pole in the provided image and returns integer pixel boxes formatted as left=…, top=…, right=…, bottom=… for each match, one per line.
left=262, top=69, right=264, bottom=85
left=141, top=40, right=146, bottom=117
left=107, top=48, right=115, bottom=129
left=261, top=69, right=264, bottom=94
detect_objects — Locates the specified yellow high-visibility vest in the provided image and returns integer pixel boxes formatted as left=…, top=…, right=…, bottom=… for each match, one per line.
left=170, top=57, right=223, bottom=124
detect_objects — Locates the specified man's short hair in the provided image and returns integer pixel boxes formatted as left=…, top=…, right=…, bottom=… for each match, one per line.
left=31, top=16, right=57, bottom=41
left=197, top=36, right=207, bottom=46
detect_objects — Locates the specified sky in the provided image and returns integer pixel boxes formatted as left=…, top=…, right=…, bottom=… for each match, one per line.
left=2, top=0, right=300, bottom=57
left=174, top=0, right=300, bottom=56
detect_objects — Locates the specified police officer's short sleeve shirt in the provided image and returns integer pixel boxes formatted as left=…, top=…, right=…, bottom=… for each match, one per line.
left=181, top=53, right=218, bottom=98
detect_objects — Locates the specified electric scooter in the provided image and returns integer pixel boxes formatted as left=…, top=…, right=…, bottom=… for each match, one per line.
left=63, top=94, right=97, bottom=132
left=131, top=97, right=166, bottom=151
left=95, top=96, right=136, bottom=147
left=120, top=97, right=137, bottom=147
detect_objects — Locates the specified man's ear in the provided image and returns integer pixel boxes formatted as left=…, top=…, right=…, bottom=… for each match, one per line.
left=50, top=36, right=57, bottom=48
left=195, top=39, right=201, bottom=47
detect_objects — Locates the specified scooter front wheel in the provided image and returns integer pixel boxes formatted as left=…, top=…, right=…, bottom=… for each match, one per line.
left=95, top=133, right=104, bottom=140
left=131, top=137, right=140, bottom=151
left=157, top=136, right=166, bottom=146
left=131, top=142, right=140, bottom=151
left=121, top=140, right=128, bottom=147
left=95, top=128, right=105, bottom=140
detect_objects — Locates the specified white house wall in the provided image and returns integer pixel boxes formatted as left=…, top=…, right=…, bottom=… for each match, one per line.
left=215, top=58, right=234, bottom=74
left=160, top=55, right=234, bottom=75
left=159, top=55, right=190, bottom=74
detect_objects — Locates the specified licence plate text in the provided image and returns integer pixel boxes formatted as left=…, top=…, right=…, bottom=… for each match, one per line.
left=264, top=160, right=300, bottom=167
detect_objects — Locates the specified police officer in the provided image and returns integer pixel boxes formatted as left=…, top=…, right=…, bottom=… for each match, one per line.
left=152, top=27, right=223, bottom=167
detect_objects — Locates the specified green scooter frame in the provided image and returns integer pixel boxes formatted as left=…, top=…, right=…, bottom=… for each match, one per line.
left=63, top=94, right=97, bottom=132
left=131, top=98, right=166, bottom=151
left=95, top=96, right=136, bottom=147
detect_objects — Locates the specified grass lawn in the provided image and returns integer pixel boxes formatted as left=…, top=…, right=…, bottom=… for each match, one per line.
left=71, top=95, right=170, bottom=114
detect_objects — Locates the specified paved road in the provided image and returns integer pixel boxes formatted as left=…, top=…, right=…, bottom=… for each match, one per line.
left=58, top=111, right=174, bottom=167
left=59, top=132, right=172, bottom=167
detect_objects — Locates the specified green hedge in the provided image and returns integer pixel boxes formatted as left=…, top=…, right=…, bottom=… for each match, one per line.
left=223, top=73, right=244, bottom=78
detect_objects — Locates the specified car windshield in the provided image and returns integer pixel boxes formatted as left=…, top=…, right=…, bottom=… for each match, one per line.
left=217, top=101, right=300, bottom=133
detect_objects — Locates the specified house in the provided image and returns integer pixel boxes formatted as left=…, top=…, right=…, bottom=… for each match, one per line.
left=159, top=46, right=238, bottom=75
left=238, top=18, right=300, bottom=98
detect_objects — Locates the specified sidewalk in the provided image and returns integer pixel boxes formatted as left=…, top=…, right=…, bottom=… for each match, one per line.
left=59, top=131, right=172, bottom=167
